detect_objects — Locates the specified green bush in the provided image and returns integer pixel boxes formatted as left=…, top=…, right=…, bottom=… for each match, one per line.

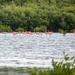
left=0, top=0, right=75, bottom=32
left=16, top=27, right=24, bottom=32
left=58, top=29, right=67, bottom=35
left=70, top=29, right=75, bottom=32
left=58, top=29, right=64, bottom=33
left=0, top=24, right=12, bottom=32
left=34, top=27, right=40, bottom=32
left=27, top=54, right=75, bottom=75
left=34, top=26, right=47, bottom=32
left=39, top=26, right=47, bottom=32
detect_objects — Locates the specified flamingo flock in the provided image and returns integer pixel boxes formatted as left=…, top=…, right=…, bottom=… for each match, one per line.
left=2, top=31, right=53, bottom=35
left=2, top=31, right=75, bottom=35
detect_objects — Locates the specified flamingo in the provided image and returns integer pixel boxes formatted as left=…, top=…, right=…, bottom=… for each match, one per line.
left=35, top=32, right=42, bottom=35
left=3, top=32, right=8, bottom=34
left=13, top=32, right=18, bottom=35
left=45, top=31, right=53, bottom=34
left=22, top=31, right=32, bottom=34
left=73, top=31, right=75, bottom=35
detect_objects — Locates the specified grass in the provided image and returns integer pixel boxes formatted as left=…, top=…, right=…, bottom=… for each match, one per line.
left=27, top=54, right=75, bottom=75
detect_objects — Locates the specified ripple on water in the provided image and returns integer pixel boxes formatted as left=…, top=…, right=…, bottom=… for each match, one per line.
left=0, top=33, right=75, bottom=68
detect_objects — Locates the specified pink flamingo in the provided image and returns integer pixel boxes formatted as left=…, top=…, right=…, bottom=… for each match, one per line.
left=13, top=32, right=18, bottom=35
left=22, top=31, right=32, bottom=34
left=73, top=31, right=75, bottom=35
left=45, top=31, right=53, bottom=34
left=3, top=32, right=8, bottom=34
left=35, top=32, right=42, bottom=35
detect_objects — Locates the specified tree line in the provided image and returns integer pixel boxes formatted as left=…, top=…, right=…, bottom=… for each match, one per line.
left=0, top=0, right=75, bottom=32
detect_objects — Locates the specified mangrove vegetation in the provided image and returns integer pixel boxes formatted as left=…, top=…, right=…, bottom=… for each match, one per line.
left=0, top=0, right=75, bottom=32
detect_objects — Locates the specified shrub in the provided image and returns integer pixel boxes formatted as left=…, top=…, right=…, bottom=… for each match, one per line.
left=16, top=27, right=24, bottom=32
left=27, top=54, right=75, bottom=75
left=0, top=0, right=75, bottom=32
left=70, top=29, right=75, bottom=32
left=0, top=24, right=12, bottom=32
left=58, top=29, right=64, bottom=33
left=39, top=26, right=47, bottom=32
left=34, top=27, right=40, bottom=32
left=34, top=26, right=47, bottom=32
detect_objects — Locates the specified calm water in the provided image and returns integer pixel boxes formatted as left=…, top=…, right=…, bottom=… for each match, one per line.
left=0, top=33, right=75, bottom=68
left=0, top=71, right=28, bottom=75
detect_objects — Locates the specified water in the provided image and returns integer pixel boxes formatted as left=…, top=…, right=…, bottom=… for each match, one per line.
left=0, top=33, right=75, bottom=68
left=0, top=71, right=27, bottom=75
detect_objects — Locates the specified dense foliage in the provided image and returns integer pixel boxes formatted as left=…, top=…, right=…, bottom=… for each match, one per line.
left=0, top=0, right=75, bottom=32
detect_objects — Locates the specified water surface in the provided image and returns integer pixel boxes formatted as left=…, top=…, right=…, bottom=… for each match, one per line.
left=0, top=33, right=75, bottom=68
